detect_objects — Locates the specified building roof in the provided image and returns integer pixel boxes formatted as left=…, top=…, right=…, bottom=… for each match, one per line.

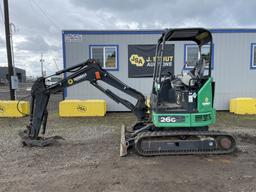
left=62, top=28, right=256, bottom=35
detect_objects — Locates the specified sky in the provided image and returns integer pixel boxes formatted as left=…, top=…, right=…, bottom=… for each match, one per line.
left=0, top=0, right=256, bottom=76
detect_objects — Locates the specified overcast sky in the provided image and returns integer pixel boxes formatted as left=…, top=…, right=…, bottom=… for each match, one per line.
left=0, top=0, right=256, bottom=76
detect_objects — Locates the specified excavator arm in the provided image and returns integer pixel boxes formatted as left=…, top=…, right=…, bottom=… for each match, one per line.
left=20, top=59, right=148, bottom=146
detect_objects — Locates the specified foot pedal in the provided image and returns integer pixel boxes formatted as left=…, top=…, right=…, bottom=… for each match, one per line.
left=120, top=124, right=128, bottom=157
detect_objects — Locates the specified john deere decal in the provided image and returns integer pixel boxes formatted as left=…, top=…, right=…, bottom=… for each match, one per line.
left=202, top=97, right=211, bottom=106
left=77, top=105, right=87, bottom=113
left=128, top=44, right=174, bottom=78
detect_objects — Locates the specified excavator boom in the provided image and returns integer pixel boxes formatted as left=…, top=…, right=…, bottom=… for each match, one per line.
left=20, top=59, right=148, bottom=146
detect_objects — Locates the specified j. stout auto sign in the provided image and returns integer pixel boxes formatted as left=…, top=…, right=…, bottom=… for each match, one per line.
left=128, top=44, right=174, bottom=78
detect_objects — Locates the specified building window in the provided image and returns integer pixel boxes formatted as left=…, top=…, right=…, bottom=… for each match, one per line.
left=184, top=44, right=213, bottom=69
left=250, top=43, right=256, bottom=69
left=90, top=45, right=118, bottom=70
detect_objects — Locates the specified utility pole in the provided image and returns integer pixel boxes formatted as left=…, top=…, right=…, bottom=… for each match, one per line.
left=10, top=23, right=16, bottom=75
left=3, top=0, right=15, bottom=100
left=40, top=53, right=44, bottom=76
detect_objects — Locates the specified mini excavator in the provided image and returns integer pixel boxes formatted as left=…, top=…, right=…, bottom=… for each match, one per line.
left=19, top=28, right=236, bottom=156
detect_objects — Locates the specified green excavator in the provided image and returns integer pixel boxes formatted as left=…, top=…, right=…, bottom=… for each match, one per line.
left=20, top=28, right=236, bottom=156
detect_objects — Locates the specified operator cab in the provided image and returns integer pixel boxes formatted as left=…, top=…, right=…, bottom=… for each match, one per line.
left=151, top=28, right=213, bottom=113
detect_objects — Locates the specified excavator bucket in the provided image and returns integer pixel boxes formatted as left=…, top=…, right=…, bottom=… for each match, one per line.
left=19, top=130, right=64, bottom=147
left=120, top=124, right=128, bottom=157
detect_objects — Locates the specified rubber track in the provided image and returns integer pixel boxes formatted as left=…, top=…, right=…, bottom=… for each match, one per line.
left=134, top=130, right=237, bottom=156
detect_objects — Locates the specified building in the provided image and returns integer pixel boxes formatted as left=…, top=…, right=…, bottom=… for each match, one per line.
left=0, top=67, right=26, bottom=84
left=62, top=29, right=256, bottom=111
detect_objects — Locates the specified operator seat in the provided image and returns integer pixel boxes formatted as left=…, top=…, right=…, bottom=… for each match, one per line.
left=171, top=59, right=206, bottom=88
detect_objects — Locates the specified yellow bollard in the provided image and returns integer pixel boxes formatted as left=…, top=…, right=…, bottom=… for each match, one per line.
left=59, top=99, right=106, bottom=117
left=0, top=100, right=30, bottom=117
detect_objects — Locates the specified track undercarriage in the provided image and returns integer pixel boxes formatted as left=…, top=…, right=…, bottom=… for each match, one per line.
left=120, top=124, right=236, bottom=156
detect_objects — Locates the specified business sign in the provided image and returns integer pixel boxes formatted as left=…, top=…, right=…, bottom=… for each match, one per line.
left=64, top=34, right=83, bottom=42
left=128, top=44, right=174, bottom=78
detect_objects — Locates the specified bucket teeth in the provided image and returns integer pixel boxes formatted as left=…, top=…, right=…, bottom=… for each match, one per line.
left=120, top=124, right=128, bottom=157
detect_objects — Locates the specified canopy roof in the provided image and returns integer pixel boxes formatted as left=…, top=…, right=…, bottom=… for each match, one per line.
left=159, top=28, right=212, bottom=46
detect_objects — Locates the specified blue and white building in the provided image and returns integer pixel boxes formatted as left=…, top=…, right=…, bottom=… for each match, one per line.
left=62, top=29, right=256, bottom=111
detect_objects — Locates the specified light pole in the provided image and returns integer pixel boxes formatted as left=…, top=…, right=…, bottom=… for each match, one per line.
left=3, top=0, right=15, bottom=100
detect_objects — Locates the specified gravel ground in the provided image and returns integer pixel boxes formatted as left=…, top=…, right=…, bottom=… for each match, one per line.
left=0, top=86, right=256, bottom=192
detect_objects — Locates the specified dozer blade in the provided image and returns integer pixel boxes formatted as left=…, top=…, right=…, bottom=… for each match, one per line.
left=120, top=124, right=129, bottom=157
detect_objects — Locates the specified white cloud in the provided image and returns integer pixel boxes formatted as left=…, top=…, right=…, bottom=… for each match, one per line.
left=0, top=0, right=256, bottom=76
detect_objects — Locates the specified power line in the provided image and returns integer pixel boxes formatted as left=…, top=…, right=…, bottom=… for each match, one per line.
left=29, top=0, right=61, bottom=31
